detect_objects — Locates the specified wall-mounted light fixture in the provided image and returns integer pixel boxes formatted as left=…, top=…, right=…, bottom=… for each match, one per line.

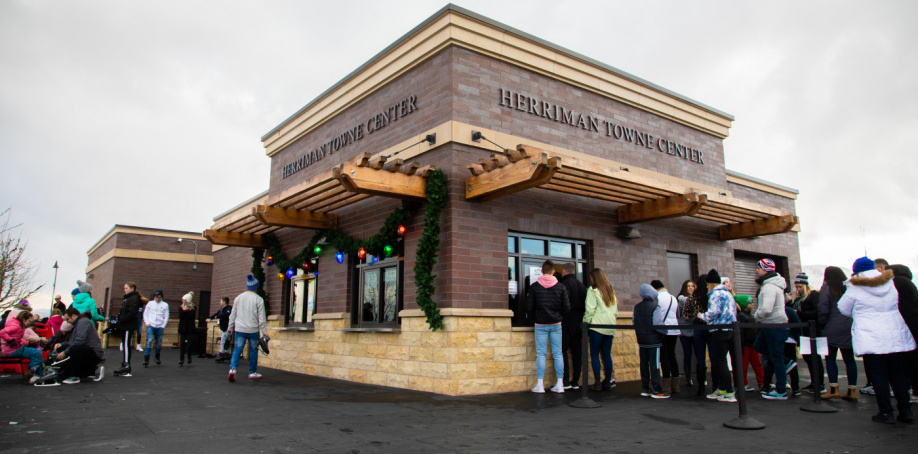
left=178, top=238, right=199, bottom=270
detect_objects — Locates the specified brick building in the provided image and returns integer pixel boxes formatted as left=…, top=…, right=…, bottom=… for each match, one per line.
left=86, top=225, right=214, bottom=348
left=205, top=5, right=801, bottom=395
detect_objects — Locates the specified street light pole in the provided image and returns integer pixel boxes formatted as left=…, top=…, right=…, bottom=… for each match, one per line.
left=50, top=261, right=59, bottom=306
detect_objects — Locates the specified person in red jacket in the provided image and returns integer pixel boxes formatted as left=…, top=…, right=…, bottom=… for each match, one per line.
left=0, top=311, right=45, bottom=384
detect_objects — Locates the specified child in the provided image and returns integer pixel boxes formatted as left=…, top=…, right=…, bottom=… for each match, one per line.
left=634, top=284, right=668, bottom=398
left=736, top=295, right=764, bottom=391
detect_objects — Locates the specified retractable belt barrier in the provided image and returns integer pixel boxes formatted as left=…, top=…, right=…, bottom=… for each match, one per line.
left=568, top=320, right=837, bottom=430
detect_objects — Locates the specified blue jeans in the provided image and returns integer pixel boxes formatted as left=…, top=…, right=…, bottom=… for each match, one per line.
left=144, top=326, right=164, bottom=356
left=754, top=328, right=789, bottom=393
left=534, top=324, right=563, bottom=381
left=8, top=346, right=43, bottom=375
left=230, top=331, right=260, bottom=374
left=826, top=346, right=858, bottom=386
left=588, top=330, right=614, bottom=380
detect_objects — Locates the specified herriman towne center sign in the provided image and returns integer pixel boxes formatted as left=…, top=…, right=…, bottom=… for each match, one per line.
left=499, top=88, right=706, bottom=165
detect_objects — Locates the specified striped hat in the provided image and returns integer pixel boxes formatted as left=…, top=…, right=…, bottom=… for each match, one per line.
left=757, top=258, right=776, bottom=272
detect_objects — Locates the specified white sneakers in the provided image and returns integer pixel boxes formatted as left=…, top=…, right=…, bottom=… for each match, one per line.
left=248, top=372, right=262, bottom=380
left=228, top=369, right=236, bottom=382
left=532, top=384, right=545, bottom=393
left=549, top=382, right=565, bottom=393
left=63, top=377, right=80, bottom=385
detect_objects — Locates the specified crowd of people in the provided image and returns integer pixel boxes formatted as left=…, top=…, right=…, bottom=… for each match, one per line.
left=526, top=256, right=918, bottom=424
left=1, top=274, right=270, bottom=386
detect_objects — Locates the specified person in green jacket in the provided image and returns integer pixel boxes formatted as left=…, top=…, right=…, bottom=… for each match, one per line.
left=71, top=280, right=105, bottom=324
left=583, top=268, right=619, bottom=391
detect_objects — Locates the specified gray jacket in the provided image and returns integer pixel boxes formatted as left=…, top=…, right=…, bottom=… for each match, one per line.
left=817, top=284, right=852, bottom=348
left=64, top=315, right=104, bottom=359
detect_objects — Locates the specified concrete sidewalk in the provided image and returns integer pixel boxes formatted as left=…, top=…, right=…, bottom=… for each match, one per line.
left=1, top=348, right=914, bottom=453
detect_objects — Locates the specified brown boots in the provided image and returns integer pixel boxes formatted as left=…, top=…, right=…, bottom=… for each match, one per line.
left=841, top=387, right=857, bottom=401
left=823, top=384, right=841, bottom=399
left=671, top=377, right=681, bottom=394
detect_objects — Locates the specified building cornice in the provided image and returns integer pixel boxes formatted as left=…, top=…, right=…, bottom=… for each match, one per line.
left=261, top=5, right=734, bottom=158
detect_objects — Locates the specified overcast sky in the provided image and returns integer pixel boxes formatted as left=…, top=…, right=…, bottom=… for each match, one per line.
left=2, top=0, right=916, bottom=311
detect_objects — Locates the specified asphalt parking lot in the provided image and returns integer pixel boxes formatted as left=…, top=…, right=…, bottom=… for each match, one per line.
left=1, top=348, right=915, bottom=453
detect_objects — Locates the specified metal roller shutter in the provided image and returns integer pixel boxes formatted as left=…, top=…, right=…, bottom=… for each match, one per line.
left=733, top=258, right=760, bottom=300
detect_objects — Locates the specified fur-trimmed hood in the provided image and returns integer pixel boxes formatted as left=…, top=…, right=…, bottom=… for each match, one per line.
left=848, top=269, right=894, bottom=287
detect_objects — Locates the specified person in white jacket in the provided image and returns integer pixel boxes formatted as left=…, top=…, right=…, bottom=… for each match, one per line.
left=651, top=280, right=682, bottom=394
left=227, top=275, right=267, bottom=382
left=142, top=290, right=169, bottom=367
left=838, top=256, right=915, bottom=424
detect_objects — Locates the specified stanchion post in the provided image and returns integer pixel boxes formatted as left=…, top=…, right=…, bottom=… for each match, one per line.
left=570, top=322, right=600, bottom=408
left=800, top=320, right=837, bottom=413
left=723, top=321, right=765, bottom=430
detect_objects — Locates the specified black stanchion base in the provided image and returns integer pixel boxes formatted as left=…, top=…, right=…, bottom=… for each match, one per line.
left=723, top=415, right=766, bottom=430
left=569, top=397, right=601, bottom=408
left=800, top=402, right=839, bottom=413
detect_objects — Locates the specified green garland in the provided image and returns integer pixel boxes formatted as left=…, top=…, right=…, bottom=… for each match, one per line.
left=250, top=247, right=269, bottom=310
left=252, top=168, right=447, bottom=331
left=415, top=169, right=445, bottom=331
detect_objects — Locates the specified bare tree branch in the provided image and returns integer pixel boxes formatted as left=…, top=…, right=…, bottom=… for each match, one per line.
left=0, top=208, right=43, bottom=310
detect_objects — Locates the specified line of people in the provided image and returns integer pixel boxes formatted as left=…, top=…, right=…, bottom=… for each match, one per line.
left=524, top=256, right=918, bottom=425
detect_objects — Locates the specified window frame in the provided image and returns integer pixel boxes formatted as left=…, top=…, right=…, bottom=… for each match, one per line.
left=285, top=267, right=318, bottom=327
left=353, top=255, right=403, bottom=328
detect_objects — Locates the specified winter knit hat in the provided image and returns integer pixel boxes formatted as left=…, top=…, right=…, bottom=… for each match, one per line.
left=734, top=295, right=750, bottom=310
left=794, top=273, right=809, bottom=285
left=246, top=274, right=259, bottom=291
left=77, top=280, right=92, bottom=293
left=71, top=288, right=80, bottom=296
left=17, top=300, right=29, bottom=307
left=705, top=269, right=722, bottom=284
left=852, top=256, right=875, bottom=275
left=650, top=280, right=665, bottom=290
left=757, top=259, right=776, bottom=272
left=60, top=320, right=73, bottom=333
left=639, top=284, right=658, bottom=300
left=182, top=292, right=194, bottom=303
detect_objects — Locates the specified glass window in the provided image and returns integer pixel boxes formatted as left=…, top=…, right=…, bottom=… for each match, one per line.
left=508, top=236, right=517, bottom=253
left=576, top=244, right=583, bottom=259
left=288, top=268, right=316, bottom=325
left=356, top=257, right=401, bottom=327
left=520, top=238, right=546, bottom=256
left=550, top=241, right=573, bottom=258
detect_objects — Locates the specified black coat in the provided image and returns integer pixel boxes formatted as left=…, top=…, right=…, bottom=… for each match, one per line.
left=890, top=265, right=918, bottom=341
left=795, top=290, right=819, bottom=336
left=737, top=310, right=758, bottom=347
left=559, top=274, right=587, bottom=321
left=526, top=280, right=570, bottom=325
left=178, top=308, right=196, bottom=335
left=210, top=306, right=232, bottom=332
left=115, top=291, right=142, bottom=331
left=633, top=297, right=662, bottom=347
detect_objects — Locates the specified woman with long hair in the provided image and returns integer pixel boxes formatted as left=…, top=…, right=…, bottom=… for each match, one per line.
left=681, top=274, right=714, bottom=396
left=793, top=273, right=824, bottom=393
left=818, top=266, right=859, bottom=400
left=676, top=279, right=696, bottom=387
left=583, top=268, right=619, bottom=391
left=178, top=292, right=197, bottom=367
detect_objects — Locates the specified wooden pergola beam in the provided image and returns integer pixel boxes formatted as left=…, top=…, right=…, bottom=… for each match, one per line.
left=465, top=151, right=562, bottom=201
left=253, top=205, right=337, bottom=229
left=718, top=215, right=799, bottom=241
left=618, top=193, right=707, bottom=224
left=334, top=163, right=428, bottom=200
left=203, top=229, right=266, bottom=248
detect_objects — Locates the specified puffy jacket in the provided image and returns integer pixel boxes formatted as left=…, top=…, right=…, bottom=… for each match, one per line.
left=72, top=293, right=105, bottom=323
left=583, top=287, right=618, bottom=336
left=653, top=290, right=681, bottom=335
left=0, top=317, right=25, bottom=356
left=526, top=276, right=570, bottom=325
left=701, top=284, right=736, bottom=330
left=838, top=269, right=916, bottom=356
left=116, top=291, right=142, bottom=331
left=817, top=284, right=852, bottom=348
left=178, top=307, right=196, bottom=335
left=48, top=315, right=63, bottom=334
left=755, top=273, right=788, bottom=324
left=210, top=306, right=233, bottom=332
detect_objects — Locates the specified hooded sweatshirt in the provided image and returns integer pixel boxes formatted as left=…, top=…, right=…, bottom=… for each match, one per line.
left=64, top=313, right=104, bottom=359
left=633, top=285, right=662, bottom=347
left=526, top=275, right=570, bottom=325
left=72, top=293, right=105, bottom=323
left=754, top=272, right=788, bottom=324
left=838, top=269, right=915, bottom=356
